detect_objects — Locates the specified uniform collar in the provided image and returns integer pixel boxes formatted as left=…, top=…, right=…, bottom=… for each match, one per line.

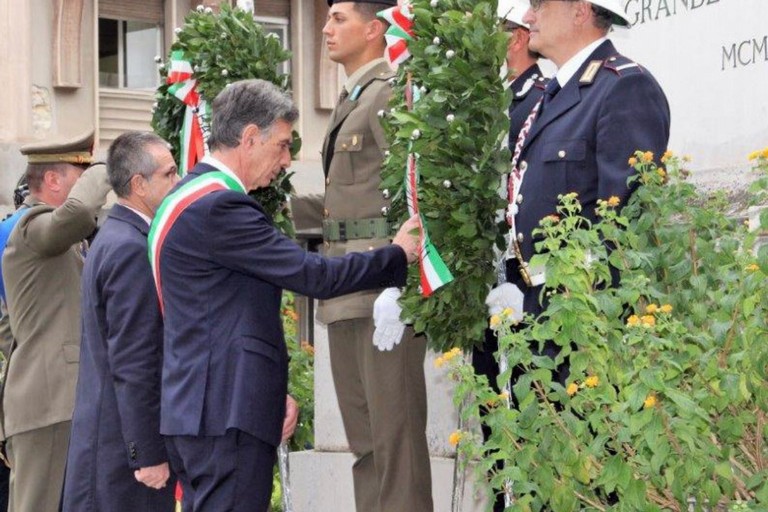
left=344, top=57, right=388, bottom=94
left=555, top=37, right=608, bottom=88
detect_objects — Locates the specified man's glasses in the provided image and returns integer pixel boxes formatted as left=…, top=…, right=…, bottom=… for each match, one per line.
left=530, top=0, right=580, bottom=12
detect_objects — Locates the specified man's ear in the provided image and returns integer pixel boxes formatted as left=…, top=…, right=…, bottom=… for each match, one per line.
left=513, top=29, right=531, bottom=52
left=43, top=169, right=61, bottom=193
left=366, top=18, right=386, bottom=42
left=241, top=124, right=261, bottom=147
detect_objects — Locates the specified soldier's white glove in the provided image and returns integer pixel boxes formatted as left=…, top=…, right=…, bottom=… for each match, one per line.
left=373, top=288, right=406, bottom=352
left=484, top=282, right=524, bottom=323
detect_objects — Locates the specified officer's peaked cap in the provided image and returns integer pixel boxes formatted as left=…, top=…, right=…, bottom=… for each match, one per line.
left=327, top=0, right=397, bottom=6
left=20, top=130, right=95, bottom=166
left=587, top=0, right=632, bottom=27
left=498, top=0, right=530, bottom=29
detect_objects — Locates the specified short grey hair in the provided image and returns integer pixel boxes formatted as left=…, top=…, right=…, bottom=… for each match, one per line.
left=591, top=4, right=615, bottom=31
left=107, top=131, right=168, bottom=198
left=207, top=79, right=299, bottom=151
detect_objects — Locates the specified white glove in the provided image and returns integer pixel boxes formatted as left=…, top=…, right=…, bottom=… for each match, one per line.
left=372, top=288, right=406, bottom=352
left=484, top=282, right=524, bottom=322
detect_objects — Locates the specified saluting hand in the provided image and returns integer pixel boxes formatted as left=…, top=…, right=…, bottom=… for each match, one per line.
left=134, top=462, right=170, bottom=490
left=392, top=214, right=421, bottom=264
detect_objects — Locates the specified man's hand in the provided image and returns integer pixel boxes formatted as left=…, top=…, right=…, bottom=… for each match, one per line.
left=485, top=282, right=524, bottom=322
left=134, top=462, right=170, bottom=490
left=373, top=288, right=406, bottom=351
left=281, top=395, right=299, bottom=443
left=392, top=214, right=421, bottom=263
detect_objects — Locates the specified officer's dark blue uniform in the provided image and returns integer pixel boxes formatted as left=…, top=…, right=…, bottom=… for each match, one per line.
left=508, top=39, right=671, bottom=318
left=508, top=63, right=546, bottom=148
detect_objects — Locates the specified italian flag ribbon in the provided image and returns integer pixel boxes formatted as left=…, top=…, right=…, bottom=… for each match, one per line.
left=148, top=170, right=245, bottom=312
left=379, top=2, right=414, bottom=67
left=404, top=76, right=454, bottom=297
left=166, top=50, right=210, bottom=174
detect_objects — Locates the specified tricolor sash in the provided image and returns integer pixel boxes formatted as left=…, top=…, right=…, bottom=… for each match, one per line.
left=147, top=171, right=245, bottom=312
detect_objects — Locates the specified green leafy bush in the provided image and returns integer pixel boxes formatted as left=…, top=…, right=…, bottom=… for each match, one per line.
left=442, top=152, right=768, bottom=511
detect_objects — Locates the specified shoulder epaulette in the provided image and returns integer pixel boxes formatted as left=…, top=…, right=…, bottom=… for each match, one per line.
left=602, top=54, right=643, bottom=76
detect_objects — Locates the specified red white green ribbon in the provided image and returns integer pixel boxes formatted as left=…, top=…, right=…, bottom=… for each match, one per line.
left=404, top=78, right=454, bottom=296
left=166, top=50, right=209, bottom=174
left=379, top=2, right=414, bottom=67
left=148, top=170, right=245, bottom=312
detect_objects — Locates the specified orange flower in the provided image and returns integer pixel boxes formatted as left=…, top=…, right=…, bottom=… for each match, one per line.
left=607, top=196, right=620, bottom=207
left=660, top=304, right=673, bottom=314
left=434, top=357, right=445, bottom=369
left=657, top=168, right=666, bottom=178
left=284, top=309, right=299, bottom=321
left=448, top=431, right=463, bottom=446
left=645, top=304, right=658, bottom=314
left=585, top=376, right=599, bottom=388
left=300, top=340, right=315, bottom=356
left=490, top=315, right=501, bottom=328
left=661, top=150, right=674, bottom=163
left=628, top=156, right=638, bottom=166
left=626, top=315, right=640, bottom=327
left=643, top=394, right=657, bottom=409
left=641, top=151, right=654, bottom=163
left=746, top=263, right=760, bottom=272
left=641, top=315, right=656, bottom=327
left=566, top=383, right=579, bottom=396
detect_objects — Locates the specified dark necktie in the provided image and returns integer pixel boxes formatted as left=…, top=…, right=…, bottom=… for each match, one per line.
left=540, top=78, right=561, bottom=115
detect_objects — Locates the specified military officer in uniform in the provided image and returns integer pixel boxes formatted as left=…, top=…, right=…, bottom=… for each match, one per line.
left=491, top=0, right=670, bottom=393
left=320, top=1, right=433, bottom=510
left=499, top=0, right=548, bottom=145
left=1, top=131, right=112, bottom=512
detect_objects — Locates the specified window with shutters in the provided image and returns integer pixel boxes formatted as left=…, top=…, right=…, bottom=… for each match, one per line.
left=98, top=0, right=164, bottom=89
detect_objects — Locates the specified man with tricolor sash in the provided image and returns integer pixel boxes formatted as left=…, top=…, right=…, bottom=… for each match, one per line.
left=320, top=1, right=433, bottom=510
left=149, top=79, right=420, bottom=512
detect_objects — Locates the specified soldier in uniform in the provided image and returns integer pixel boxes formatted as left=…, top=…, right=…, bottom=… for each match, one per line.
left=320, top=1, right=433, bottom=511
left=494, top=0, right=670, bottom=386
left=1, top=131, right=112, bottom=512
left=499, top=0, right=547, bottom=145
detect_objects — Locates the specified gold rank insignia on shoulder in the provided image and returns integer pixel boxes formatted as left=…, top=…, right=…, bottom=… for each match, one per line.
left=579, top=60, right=602, bottom=84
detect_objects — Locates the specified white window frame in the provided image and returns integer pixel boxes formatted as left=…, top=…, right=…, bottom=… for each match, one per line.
left=253, top=15, right=290, bottom=76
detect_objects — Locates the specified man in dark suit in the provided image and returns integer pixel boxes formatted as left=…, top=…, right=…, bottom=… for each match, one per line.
left=62, top=132, right=180, bottom=512
left=153, top=79, right=419, bottom=512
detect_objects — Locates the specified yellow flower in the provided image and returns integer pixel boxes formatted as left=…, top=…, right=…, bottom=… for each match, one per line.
left=643, top=394, right=657, bottom=409
left=607, top=196, right=620, bottom=207
left=628, top=156, right=638, bottom=166
left=448, top=431, right=463, bottom=446
left=645, top=304, right=658, bottom=314
left=544, top=214, right=560, bottom=224
left=501, top=307, right=514, bottom=318
left=657, top=168, right=666, bottom=178
left=498, top=391, right=510, bottom=401
left=762, top=148, right=768, bottom=159
left=442, top=347, right=461, bottom=363
left=566, top=383, right=579, bottom=396
left=434, top=357, right=445, bottom=369
left=746, top=263, right=760, bottom=272
left=661, top=150, right=674, bottom=163
left=300, top=340, right=315, bottom=357
left=660, top=304, right=673, bottom=314
left=585, top=376, right=599, bottom=388
left=748, top=151, right=760, bottom=161
left=490, top=315, right=501, bottom=328
left=626, top=315, right=640, bottom=327
left=641, top=151, right=654, bottom=163
left=641, top=315, right=656, bottom=327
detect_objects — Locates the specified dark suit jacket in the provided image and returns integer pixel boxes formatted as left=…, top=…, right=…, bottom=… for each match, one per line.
left=158, top=164, right=407, bottom=446
left=63, top=204, right=174, bottom=512
left=507, top=40, right=671, bottom=316
left=508, top=63, right=546, bottom=150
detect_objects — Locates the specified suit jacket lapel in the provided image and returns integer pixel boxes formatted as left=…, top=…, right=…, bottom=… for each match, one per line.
left=523, top=40, right=617, bottom=149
